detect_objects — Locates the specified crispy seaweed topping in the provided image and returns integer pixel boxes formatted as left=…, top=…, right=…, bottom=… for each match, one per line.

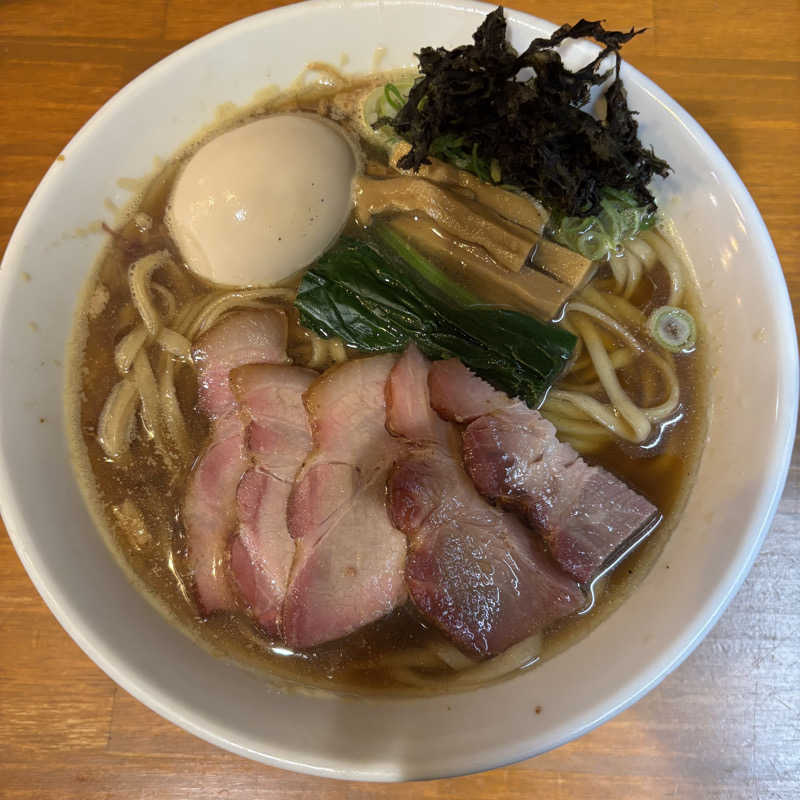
left=389, top=7, right=670, bottom=217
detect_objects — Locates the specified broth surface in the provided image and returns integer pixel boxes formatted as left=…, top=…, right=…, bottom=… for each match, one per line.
left=67, top=73, right=708, bottom=694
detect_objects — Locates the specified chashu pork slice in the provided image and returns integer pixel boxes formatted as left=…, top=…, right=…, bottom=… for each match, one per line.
left=283, top=355, right=408, bottom=650
left=192, top=309, right=289, bottom=420
left=386, top=345, right=584, bottom=659
left=228, top=365, right=317, bottom=636
left=183, top=309, right=289, bottom=615
left=428, top=357, right=513, bottom=424
left=432, top=358, right=659, bottom=583
left=183, top=410, right=249, bottom=614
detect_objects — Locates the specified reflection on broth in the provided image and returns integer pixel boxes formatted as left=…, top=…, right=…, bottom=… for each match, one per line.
left=67, top=14, right=708, bottom=694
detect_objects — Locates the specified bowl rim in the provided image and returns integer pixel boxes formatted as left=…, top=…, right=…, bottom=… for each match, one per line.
left=0, top=0, right=797, bottom=781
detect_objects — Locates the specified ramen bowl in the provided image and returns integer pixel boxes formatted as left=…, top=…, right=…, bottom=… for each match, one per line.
left=0, top=0, right=796, bottom=781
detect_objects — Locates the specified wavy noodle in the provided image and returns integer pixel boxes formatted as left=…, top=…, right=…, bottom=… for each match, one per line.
left=300, top=332, right=349, bottom=369
left=608, top=348, right=636, bottom=371
left=575, top=284, right=618, bottom=317
left=602, top=293, right=648, bottom=327
left=132, top=350, right=162, bottom=442
left=329, top=337, right=347, bottom=363
left=431, top=641, right=475, bottom=671
left=298, top=61, right=348, bottom=90
left=377, top=647, right=445, bottom=670
left=451, top=633, right=542, bottom=685
left=178, top=288, right=295, bottom=340
left=539, top=395, right=592, bottom=420
left=129, top=250, right=174, bottom=338
left=547, top=388, right=638, bottom=441
left=639, top=353, right=680, bottom=421
left=559, top=434, right=611, bottom=455
left=623, top=247, right=643, bottom=299
left=546, top=230, right=690, bottom=451
left=625, top=235, right=658, bottom=269
left=307, top=335, right=329, bottom=369
left=641, top=230, right=684, bottom=306
left=156, top=328, right=192, bottom=361
left=158, top=356, right=191, bottom=463
left=565, top=302, right=644, bottom=353
left=151, top=282, right=177, bottom=322
left=573, top=316, right=651, bottom=442
left=97, top=378, right=139, bottom=459
left=542, top=413, right=614, bottom=439
left=99, top=261, right=305, bottom=471
left=608, top=249, right=628, bottom=291
left=114, top=324, right=148, bottom=374
left=388, top=633, right=543, bottom=689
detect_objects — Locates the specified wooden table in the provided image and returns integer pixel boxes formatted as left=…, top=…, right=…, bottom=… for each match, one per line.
left=1, top=1, right=798, bottom=797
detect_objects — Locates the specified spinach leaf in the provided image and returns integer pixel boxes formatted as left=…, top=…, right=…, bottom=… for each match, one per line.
left=295, top=228, right=576, bottom=406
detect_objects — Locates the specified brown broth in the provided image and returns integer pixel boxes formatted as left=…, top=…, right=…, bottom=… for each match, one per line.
left=66, top=79, right=708, bottom=695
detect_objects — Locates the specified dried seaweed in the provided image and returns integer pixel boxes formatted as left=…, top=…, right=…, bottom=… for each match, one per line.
left=388, top=7, right=670, bottom=218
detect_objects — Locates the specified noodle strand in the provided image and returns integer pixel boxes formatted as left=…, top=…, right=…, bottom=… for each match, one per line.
left=642, top=230, right=684, bottom=306
left=547, top=229, right=691, bottom=450
left=97, top=378, right=139, bottom=459
left=129, top=250, right=175, bottom=338
left=132, top=350, right=163, bottom=443
left=114, top=324, right=148, bottom=374
left=571, top=316, right=651, bottom=443
left=158, top=356, right=191, bottom=463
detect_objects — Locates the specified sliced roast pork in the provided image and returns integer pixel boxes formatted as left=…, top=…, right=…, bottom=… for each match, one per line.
left=228, top=365, right=317, bottom=635
left=192, top=309, right=289, bottom=420
left=429, top=357, right=513, bottom=423
left=385, top=342, right=451, bottom=444
left=283, top=355, right=408, bottom=649
left=433, top=359, right=659, bottom=583
left=182, top=411, right=249, bottom=614
left=386, top=345, right=584, bottom=659
left=233, top=365, right=317, bottom=481
left=183, top=309, right=289, bottom=615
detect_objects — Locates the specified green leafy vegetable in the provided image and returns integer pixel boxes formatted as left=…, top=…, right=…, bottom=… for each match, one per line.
left=295, top=227, right=576, bottom=406
left=552, top=188, right=656, bottom=260
left=385, top=7, right=670, bottom=219
left=372, top=223, right=478, bottom=306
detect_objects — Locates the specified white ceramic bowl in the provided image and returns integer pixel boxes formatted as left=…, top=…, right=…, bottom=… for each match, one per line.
left=0, top=0, right=796, bottom=781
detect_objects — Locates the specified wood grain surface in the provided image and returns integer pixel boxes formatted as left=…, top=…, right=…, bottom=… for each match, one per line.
left=1, top=1, right=798, bottom=797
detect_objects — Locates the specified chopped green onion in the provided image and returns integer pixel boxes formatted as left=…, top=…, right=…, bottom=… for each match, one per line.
left=470, top=143, right=491, bottom=183
left=361, top=79, right=414, bottom=150
left=553, top=188, right=657, bottom=261
left=648, top=306, right=697, bottom=352
left=384, top=83, right=405, bottom=111
left=428, top=134, right=496, bottom=184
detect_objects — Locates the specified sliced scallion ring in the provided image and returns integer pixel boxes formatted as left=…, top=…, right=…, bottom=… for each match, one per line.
left=360, top=79, right=415, bottom=149
left=648, top=306, right=697, bottom=352
left=384, top=82, right=406, bottom=111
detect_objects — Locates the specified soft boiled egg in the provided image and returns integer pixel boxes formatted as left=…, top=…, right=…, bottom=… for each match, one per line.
left=165, top=114, right=358, bottom=287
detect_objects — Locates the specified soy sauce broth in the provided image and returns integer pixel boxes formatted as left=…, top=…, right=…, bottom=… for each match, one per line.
left=66, top=75, right=708, bottom=694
